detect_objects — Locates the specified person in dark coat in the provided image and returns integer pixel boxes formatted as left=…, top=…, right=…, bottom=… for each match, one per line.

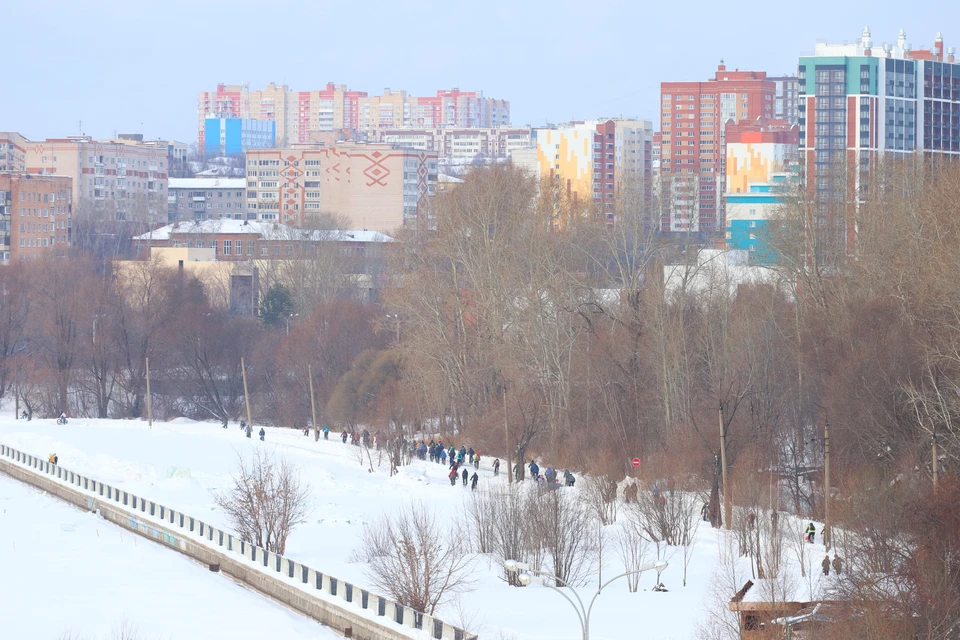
left=462, top=467, right=469, bottom=486
left=493, top=458, right=500, bottom=475
left=832, top=555, right=843, bottom=574
left=821, top=555, right=831, bottom=576
left=259, top=428, right=265, bottom=441
left=471, top=472, right=479, bottom=490
left=341, top=430, right=349, bottom=444
left=467, top=448, right=475, bottom=464
left=246, top=424, right=252, bottom=438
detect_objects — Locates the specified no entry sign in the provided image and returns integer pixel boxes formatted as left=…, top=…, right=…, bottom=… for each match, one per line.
left=632, top=457, right=641, bottom=468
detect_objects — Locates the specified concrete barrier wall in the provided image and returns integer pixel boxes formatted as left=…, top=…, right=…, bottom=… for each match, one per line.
left=0, top=443, right=474, bottom=640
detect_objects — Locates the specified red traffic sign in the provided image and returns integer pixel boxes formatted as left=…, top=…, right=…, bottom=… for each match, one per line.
left=631, top=458, right=641, bottom=468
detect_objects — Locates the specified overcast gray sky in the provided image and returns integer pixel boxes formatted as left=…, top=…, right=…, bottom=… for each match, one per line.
left=5, top=0, right=959, bottom=146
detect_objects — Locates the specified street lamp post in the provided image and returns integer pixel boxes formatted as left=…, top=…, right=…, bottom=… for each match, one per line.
left=504, top=559, right=668, bottom=640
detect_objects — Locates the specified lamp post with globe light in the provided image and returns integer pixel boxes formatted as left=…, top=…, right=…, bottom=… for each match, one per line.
left=503, top=559, right=668, bottom=640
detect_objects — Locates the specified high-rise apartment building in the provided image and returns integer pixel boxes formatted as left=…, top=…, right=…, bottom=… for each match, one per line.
left=199, top=84, right=510, bottom=148
left=723, top=121, right=799, bottom=264
left=799, top=28, right=960, bottom=206
left=769, top=76, right=800, bottom=124
left=0, top=173, right=73, bottom=263
left=23, top=136, right=168, bottom=224
left=204, top=118, right=276, bottom=156
left=245, top=144, right=437, bottom=232
left=534, top=119, right=653, bottom=225
left=378, top=127, right=532, bottom=161
left=659, top=64, right=776, bottom=233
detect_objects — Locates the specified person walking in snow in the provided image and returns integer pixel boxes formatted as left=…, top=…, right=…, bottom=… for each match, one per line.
left=474, top=454, right=481, bottom=470
left=440, top=449, right=447, bottom=465
left=529, top=461, right=540, bottom=481
left=457, top=446, right=466, bottom=464
left=258, top=427, right=265, bottom=441
left=323, top=424, right=330, bottom=440
left=462, top=467, right=469, bottom=486
left=821, top=555, right=831, bottom=576
left=564, top=470, right=575, bottom=487
left=246, top=424, right=252, bottom=438
left=832, top=555, right=843, bottom=574
left=467, top=448, right=475, bottom=464
left=806, top=522, right=816, bottom=544
left=341, top=430, right=349, bottom=444
left=471, top=472, right=479, bottom=490
left=448, top=468, right=458, bottom=486
left=493, top=458, right=500, bottom=476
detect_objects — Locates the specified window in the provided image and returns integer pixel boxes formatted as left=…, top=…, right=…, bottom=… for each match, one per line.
left=236, top=240, right=243, bottom=255
left=261, top=246, right=268, bottom=256
left=223, top=240, right=232, bottom=255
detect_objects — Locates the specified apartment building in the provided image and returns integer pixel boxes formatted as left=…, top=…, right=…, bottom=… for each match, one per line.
left=799, top=28, right=960, bottom=202
left=245, top=143, right=437, bottom=232
left=769, top=75, right=801, bottom=124
left=534, top=119, right=654, bottom=225
left=203, top=118, right=276, bottom=157
left=0, top=173, right=73, bottom=263
left=659, top=64, right=776, bottom=234
left=378, top=127, right=532, bottom=160
left=723, top=121, right=799, bottom=264
left=0, top=132, right=29, bottom=172
left=23, top=136, right=168, bottom=224
left=168, top=178, right=247, bottom=223
left=199, top=83, right=510, bottom=147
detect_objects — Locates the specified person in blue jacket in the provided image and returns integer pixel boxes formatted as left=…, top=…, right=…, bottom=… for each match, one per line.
left=529, top=461, right=540, bottom=481
left=323, top=424, right=330, bottom=440
left=259, top=427, right=265, bottom=441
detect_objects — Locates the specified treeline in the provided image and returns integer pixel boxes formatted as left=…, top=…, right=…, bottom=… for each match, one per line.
left=0, top=255, right=388, bottom=428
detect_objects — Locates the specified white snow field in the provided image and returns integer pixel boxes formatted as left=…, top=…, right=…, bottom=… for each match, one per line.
left=0, top=473, right=335, bottom=640
left=0, top=411, right=834, bottom=640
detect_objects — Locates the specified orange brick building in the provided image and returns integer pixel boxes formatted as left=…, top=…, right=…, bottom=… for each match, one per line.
left=0, top=173, right=73, bottom=263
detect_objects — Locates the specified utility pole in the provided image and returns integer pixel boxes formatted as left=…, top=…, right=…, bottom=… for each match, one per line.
left=504, top=381, right=512, bottom=484
left=824, top=420, right=831, bottom=551
left=932, top=428, right=939, bottom=491
left=309, top=365, right=318, bottom=442
left=145, top=357, right=153, bottom=428
left=241, top=357, right=253, bottom=430
left=719, top=403, right=731, bottom=530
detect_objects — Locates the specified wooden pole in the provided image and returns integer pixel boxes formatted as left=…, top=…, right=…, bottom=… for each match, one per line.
left=309, top=365, right=318, bottom=442
left=720, top=403, right=731, bottom=530
left=241, top=357, right=253, bottom=429
left=824, top=420, right=831, bottom=552
left=504, top=383, right=512, bottom=484
left=145, top=357, right=153, bottom=428
left=932, top=430, right=939, bottom=491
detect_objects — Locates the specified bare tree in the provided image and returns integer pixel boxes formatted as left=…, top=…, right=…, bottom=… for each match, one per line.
left=613, top=520, right=651, bottom=592
left=214, top=448, right=311, bottom=554
left=530, top=486, right=596, bottom=587
left=351, top=502, right=474, bottom=615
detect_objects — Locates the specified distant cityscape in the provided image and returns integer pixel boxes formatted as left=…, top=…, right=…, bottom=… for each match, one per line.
left=2, top=27, right=958, bottom=267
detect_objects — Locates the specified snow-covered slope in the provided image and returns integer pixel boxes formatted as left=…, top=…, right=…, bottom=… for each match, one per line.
left=0, top=473, right=335, bottom=640
left=0, top=412, right=835, bottom=640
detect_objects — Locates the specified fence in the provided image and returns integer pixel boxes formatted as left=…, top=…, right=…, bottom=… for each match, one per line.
left=0, top=443, right=473, bottom=640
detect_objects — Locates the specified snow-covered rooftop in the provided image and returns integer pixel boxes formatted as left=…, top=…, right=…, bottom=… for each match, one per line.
left=133, top=220, right=393, bottom=243
left=168, top=177, right=247, bottom=190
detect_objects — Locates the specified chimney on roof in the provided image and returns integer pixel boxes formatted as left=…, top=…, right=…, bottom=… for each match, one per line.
left=935, top=32, right=945, bottom=60
left=718, top=59, right=726, bottom=72
left=949, top=47, right=956, bottom=63
left=862, top=26, right=873, bottom=56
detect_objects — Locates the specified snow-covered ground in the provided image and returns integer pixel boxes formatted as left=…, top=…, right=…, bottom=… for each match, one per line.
left=0, top=473, right=334, bottom=640
left=0, top=411, right=834, bottom=639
